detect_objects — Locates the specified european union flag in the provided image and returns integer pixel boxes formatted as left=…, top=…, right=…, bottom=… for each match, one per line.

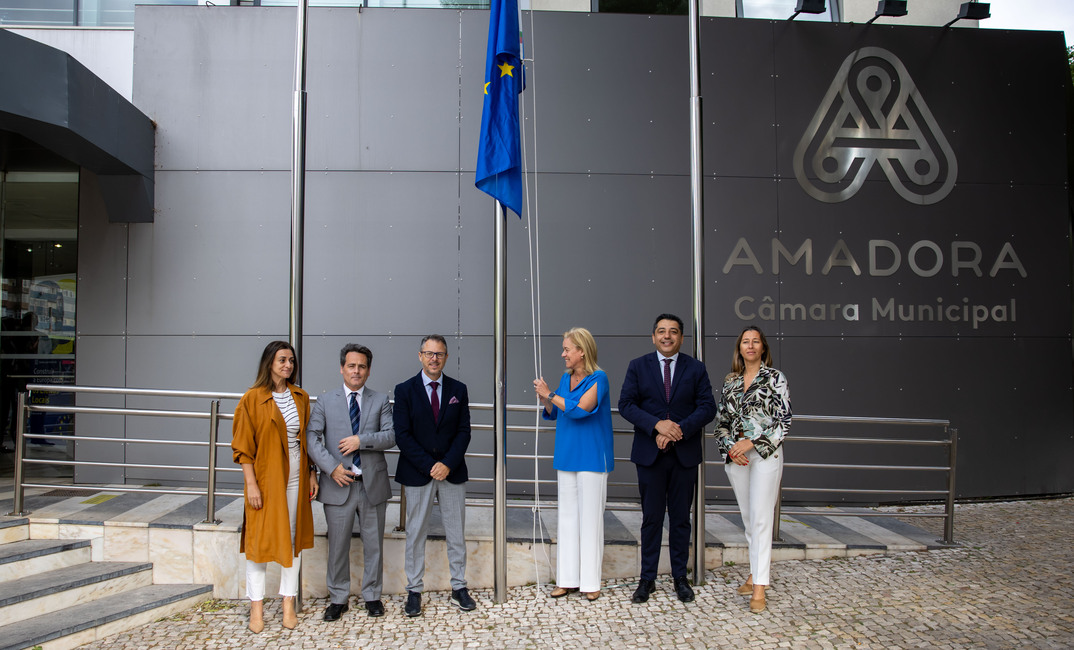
left=475, top=0, right=523, bottom=218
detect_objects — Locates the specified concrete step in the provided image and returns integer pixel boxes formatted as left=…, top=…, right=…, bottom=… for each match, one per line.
left=0, top=518, right=28, bottom=544
left=0, top=538, right=93, bottom=581
left=0, top=561, right=153, bottom=626
left=0, top=583, right=213, bottom=650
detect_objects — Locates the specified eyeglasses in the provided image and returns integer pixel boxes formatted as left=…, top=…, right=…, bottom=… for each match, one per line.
left=420, top=351, right=446, bottom=360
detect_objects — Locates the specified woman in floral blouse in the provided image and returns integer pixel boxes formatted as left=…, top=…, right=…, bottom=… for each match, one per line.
left=714, top=326, right=791, bottom=614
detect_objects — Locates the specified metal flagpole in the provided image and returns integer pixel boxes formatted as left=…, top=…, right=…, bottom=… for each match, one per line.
left=494, top=201, right=508, bottom=603
left=688, top=0, right=708, bottom=586
left=290, top=0, right=310, bottom=612
left=290, top=0, right=309, bottom=365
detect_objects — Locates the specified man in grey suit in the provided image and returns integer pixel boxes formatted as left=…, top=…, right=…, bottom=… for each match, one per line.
left=307, top=343, right=395, bottom=621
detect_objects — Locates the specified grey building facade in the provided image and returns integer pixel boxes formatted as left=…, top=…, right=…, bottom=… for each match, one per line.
left=2, top=2, right=1071, bottom=502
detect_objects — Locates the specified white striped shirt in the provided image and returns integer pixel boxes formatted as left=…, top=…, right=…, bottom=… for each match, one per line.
left=272, top=389, right=301, bottom=450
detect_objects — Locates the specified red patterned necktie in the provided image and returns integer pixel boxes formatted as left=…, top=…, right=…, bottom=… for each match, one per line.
left=430, top=381, right=440, bottom=423
left=663, top=358, right=672, bottom=402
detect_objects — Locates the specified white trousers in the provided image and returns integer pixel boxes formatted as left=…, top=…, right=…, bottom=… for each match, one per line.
left=556, top=470, right=607, bottom=593
left=246, top=446, right=302, bottom=600
left=725, top=447, right=783, bottom=586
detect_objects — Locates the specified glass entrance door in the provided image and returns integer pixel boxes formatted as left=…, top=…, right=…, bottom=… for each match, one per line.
left=1, top=168, right=78, bottom=469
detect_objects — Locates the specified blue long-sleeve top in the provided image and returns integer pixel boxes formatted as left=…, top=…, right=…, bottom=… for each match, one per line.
left=542, top=369, right=614, bottom=473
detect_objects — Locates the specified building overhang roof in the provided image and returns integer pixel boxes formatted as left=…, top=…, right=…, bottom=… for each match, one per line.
left=0, top=29, right=154, bottom=223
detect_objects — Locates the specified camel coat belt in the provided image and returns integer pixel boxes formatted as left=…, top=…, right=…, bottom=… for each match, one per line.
left=232, top=384, right=314, bottom=567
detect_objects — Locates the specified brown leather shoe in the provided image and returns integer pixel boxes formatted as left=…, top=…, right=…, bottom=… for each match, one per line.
left=550, top=587, right=578, bottom=598
left=585, top=591, right=601, bottom=601
left=282, top=596, right=298, bottom=629
left=737, top=581, right=754, bottom=595
left=248, top=600, right=264, bottom=634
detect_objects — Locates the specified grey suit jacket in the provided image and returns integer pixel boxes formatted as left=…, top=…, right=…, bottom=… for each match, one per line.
left=307, top=386, right=395, bottom=506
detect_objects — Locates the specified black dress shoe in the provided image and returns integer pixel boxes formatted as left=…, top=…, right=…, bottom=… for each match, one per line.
left=674, top=576, right=695, bottom=603
left=451, top=587, right=477, bottom=611
left=404, top=591, right=422, bottom=617
left=364, top=600, right=385, bottom=617
left=323, top=602, right=349, bottom=621
left=631, top=578, right=656, bottom=604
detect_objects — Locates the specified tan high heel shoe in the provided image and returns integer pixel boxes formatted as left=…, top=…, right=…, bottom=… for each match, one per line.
left=282, top=595, right=298, bottom=629
left=248, top=600, right=264, bottom=634
left=749, top=585, right=766, bottom=613
left=737, top=581, right=754, bottom=596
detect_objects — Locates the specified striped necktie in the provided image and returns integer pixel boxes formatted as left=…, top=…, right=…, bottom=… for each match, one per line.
left=349, top=391, right=361, bottom=469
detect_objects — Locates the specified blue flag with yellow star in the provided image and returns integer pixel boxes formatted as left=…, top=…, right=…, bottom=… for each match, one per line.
left=475, top=0, right=523, bottom=218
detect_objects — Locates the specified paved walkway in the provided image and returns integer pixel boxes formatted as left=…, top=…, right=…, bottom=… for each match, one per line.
left=77, top=497, right=1074, bottom=649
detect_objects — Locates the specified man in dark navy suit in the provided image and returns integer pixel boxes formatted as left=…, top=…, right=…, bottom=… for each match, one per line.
left=393, top=334, right=475, bottom=617
left=619, top=314, right=716, bottom=604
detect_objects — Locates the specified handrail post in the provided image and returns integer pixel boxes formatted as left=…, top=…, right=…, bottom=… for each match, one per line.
left=943, top=426, right=957, bottom=544
left=204, top=400, right=221, bottom=525
left=8, top=391, right=29, bottom=516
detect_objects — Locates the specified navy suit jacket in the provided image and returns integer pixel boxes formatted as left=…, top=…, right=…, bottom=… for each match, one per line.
left=619, top=352, right=717, bottom=468
left=392, top=371, right=471, bottom=486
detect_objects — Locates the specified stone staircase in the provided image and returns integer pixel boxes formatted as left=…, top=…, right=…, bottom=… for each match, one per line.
left=0, top=518, right=212, bottom=650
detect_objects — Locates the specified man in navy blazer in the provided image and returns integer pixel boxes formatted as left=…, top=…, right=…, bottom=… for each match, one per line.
left=393, top=334, right=474, bottom=617
left=619, top=313, right=716, bottom=604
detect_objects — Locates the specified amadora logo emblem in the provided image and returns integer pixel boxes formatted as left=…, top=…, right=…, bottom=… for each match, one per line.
left=794, top=47, right=957, bottom=205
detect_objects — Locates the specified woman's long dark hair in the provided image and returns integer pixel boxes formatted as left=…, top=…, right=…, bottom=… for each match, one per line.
left=252, top=340, right=299, bottom=390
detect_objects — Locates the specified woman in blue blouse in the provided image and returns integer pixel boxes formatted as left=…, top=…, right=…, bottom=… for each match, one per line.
left=714, top=325, right=791, bottom=614
left=534, top=327, right=613, bottom=601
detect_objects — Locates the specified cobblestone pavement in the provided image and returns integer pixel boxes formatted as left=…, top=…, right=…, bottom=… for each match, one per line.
left=82, top=498, right=1074, bottom=649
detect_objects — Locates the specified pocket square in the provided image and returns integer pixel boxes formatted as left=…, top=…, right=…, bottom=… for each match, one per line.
left=448, top=396, right=460, bottom=405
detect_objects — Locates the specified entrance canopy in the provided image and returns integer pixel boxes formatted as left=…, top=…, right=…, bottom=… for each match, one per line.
left=0, top=29, right=154, bottom=222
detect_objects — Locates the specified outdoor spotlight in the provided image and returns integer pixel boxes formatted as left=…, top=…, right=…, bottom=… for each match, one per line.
left=944, top=1, right=989, bottom=27
left=789, top=0, right=825, bottom=20
left=866, top=0, right=907, bottom=23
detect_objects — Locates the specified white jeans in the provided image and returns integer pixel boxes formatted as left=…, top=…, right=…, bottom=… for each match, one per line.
left=556, top=470, right=607, bottom=593
left=246, top=447, right=302, bottom=600
left=725, top=447, right=784, bottom=586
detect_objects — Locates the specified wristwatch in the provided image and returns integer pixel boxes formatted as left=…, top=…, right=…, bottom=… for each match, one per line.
left=547, top=390, right=556, bottom=400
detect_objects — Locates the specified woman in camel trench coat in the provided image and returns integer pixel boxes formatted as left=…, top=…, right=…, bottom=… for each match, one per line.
left=232, top=340, right=317, bottom=633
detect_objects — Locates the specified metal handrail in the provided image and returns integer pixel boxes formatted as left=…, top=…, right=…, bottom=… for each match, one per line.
left=9, top=383, right=957, bottom=547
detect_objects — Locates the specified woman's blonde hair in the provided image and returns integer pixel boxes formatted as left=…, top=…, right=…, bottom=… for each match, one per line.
left=563, top=327, right=600, bottom=376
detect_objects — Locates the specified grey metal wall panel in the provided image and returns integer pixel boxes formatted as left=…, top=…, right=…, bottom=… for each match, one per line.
left=134, top=7, right=294, bottom=172
left=460, top=10, right=491, bottom=174
left=73, top=335, right=127, bottom=484
left=303, top=171, right=469, bottom=337
left=518, top=13, right=690, bottom=176
left=122, top=335, right=286, bottom=485
left=776, top=335, right=1074, bottom=500
left=704, top=176, right=782, bottom=335
left=126, top=170, right=291, bottom=336
left=307, top=9, right=466, bottom=172
left=501, top=172, right=693, bottom=336
left=76, top=171, right=130, bottom=336
left=459, top=179, right=497, bottom=336
left=701, top=17, right=779, bottom=178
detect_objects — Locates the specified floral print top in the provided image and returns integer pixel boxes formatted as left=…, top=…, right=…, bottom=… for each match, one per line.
left=714, top=365, right=791, bottom=460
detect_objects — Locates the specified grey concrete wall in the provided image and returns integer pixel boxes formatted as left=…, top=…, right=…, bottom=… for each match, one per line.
left=70, top=5, right=1073, bottom=502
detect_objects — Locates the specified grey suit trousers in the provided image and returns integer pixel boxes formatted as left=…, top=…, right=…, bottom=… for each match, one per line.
left=324, top=477, right=387, bottom=603
left=404, top=480, right=467, bottom=592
